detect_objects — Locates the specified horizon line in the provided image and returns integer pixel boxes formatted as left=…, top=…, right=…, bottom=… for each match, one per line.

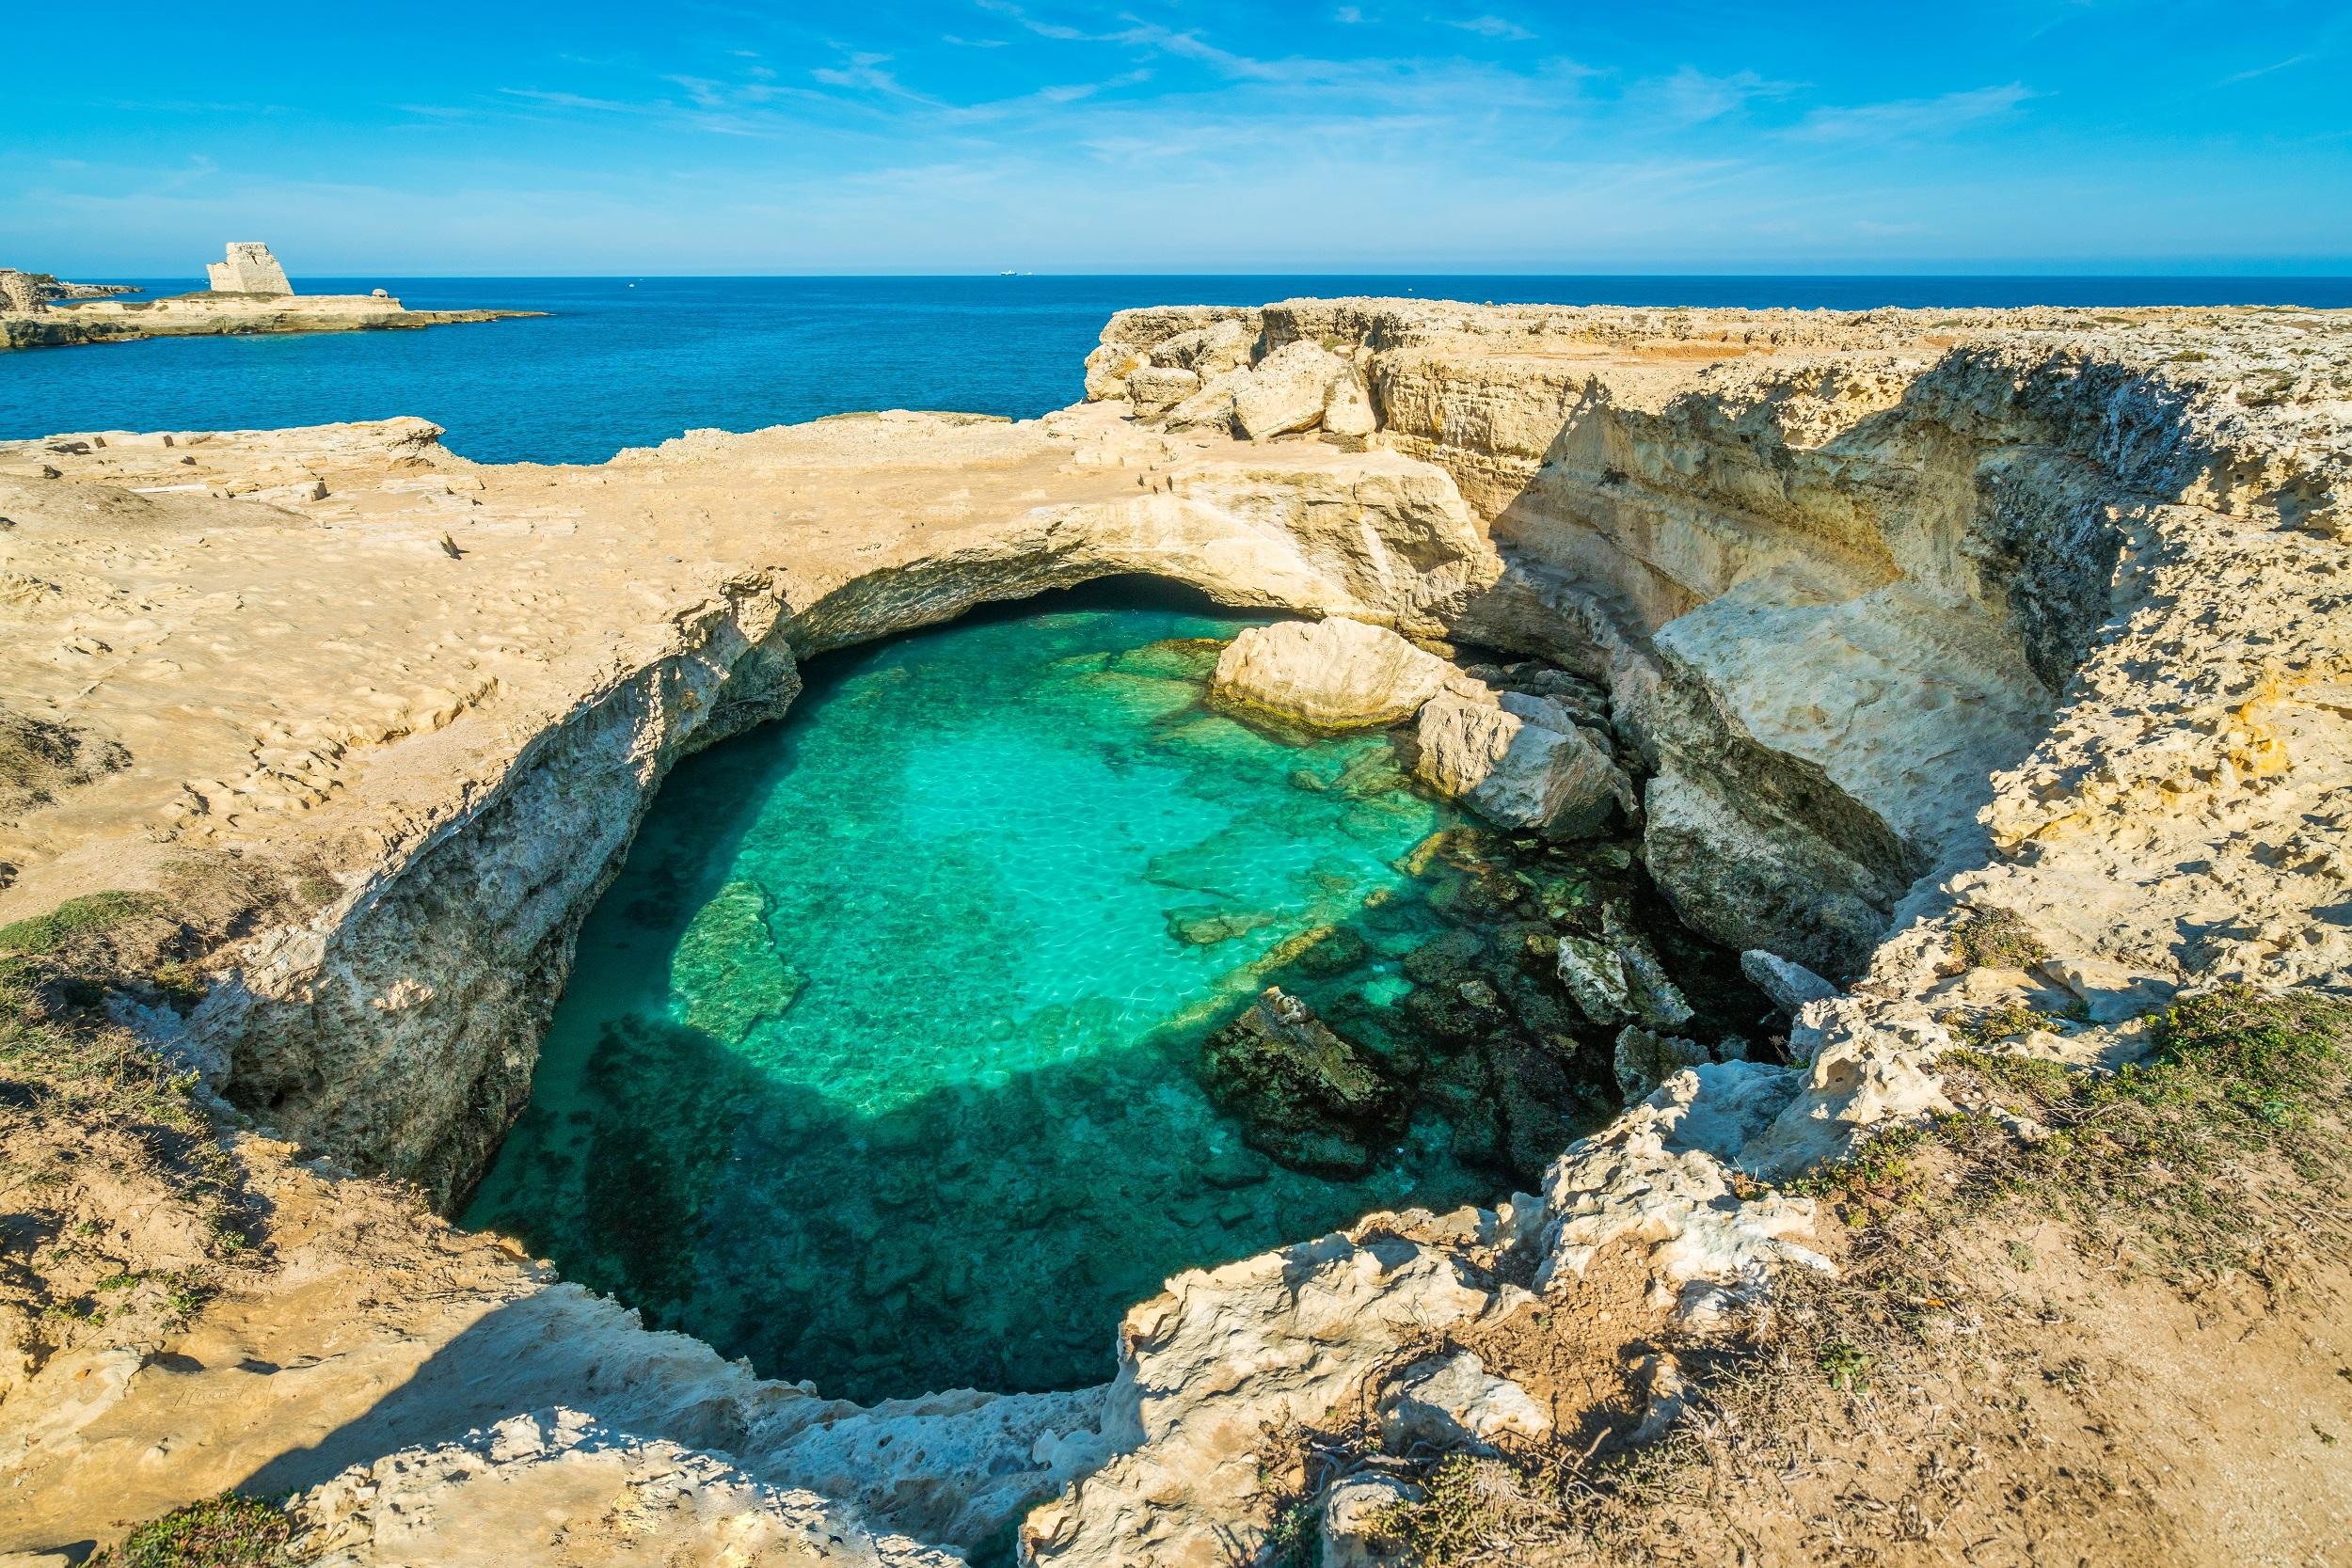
left=59, top=268, right=2352, bottom=282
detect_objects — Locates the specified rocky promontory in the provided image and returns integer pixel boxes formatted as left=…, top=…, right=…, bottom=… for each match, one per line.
left=1, top=298, right=2346, bottom=1566
left=0, top=243, right=539, bottom=350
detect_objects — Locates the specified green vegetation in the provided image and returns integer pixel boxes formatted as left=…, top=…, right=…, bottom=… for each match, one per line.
left=0, top=890, right=155, bottom=956
left=1818, top=1339, right=1872, bottom=1393
left=1955, top=998, right=2058, bottom=1049
left=1949, top=906, right=2049, bottom=970
left=1371, top=1453, right=1588, bottom=1568
left=89, top=1492, right=293, bottom=1568
left=1332, top=985, right=2351, bottom=1563
left=1805, top=984, right=2352, bottom=1275
left=1, top=887, right=253, bottom=1272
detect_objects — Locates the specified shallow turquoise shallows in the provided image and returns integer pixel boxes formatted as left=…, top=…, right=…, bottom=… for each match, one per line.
left=462, top=593, right=1526, bottom=1402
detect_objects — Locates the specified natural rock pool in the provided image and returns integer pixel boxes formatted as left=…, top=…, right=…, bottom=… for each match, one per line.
left=462, top=585, right=1733, bottom=1402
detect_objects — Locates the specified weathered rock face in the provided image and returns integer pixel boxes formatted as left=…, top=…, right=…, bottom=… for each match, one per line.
left=1022, top=1216, right=1531, bottom=1568
left=291, top=1409, right=961, bottom=1568
left=1412, top=689, right=1632, bottom=838
left=1209, top=616, right=1451, bottom=730
left=1232, top=340, right=1349, bottom=440
left=1095, top=298, right=2348, bottom=980
left=205, top=240, right=294, bottom=295
left=1124, top=364, right=1200, bottom=420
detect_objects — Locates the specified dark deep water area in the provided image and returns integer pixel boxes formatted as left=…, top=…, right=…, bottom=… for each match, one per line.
left=458, top=583, right=1754, bottom=1402
left=8, top=274, right=2349, bottom=466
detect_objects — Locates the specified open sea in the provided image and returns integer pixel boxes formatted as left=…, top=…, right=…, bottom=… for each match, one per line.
left=4, top=275, right=2349, bottom=466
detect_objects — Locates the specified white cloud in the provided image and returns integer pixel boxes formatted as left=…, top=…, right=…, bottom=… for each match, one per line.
left=1788, top=83, right=2034, bottom=142
left=2220, top=53, right=2311, bottom=85
left=1445, top=15, right=1534, bottom=41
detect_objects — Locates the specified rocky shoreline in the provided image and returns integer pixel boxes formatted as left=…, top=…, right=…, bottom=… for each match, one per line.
left=1, top=299, right=2346, bottom=1564
left=0, top=292, right=542, bottom=351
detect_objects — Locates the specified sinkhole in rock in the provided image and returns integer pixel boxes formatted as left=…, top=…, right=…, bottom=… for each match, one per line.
left=461, top=579, right=1748, bottom=1402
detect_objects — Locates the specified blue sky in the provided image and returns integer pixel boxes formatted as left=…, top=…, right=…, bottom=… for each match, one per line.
left=6, top=1, right=2347, bottom=276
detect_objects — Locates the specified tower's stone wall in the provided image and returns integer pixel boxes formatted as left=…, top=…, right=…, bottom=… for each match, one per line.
left=205, top=242, right=293, bottom=295
left=0, top=268, right=43, bottom=312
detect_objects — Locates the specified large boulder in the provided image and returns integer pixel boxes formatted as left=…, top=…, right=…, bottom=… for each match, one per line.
left=1232, top=341, right=1348, bottom=440
left=1162, top=367, right=1251, bottom=434
left=1198, top=988, right=1407, bottom=1175
left=1151, top=317, right=1255, bottom=378
left=1083, top=343, right=1145, bottom=401
left=1413, top=690, right=1633, bottom=838
left=1126, top=365, right=1200, bottom=420
left=1212, top=617, right=1452, bottom=731
left=1322, top=370, right=1377, bottom=448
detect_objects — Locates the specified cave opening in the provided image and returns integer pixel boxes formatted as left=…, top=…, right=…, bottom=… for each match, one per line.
left=459, top=576, right=1763, bottom=1402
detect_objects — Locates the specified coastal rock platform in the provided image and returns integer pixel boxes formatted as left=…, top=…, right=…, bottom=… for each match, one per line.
left=0, top=290, right=540, bottom=351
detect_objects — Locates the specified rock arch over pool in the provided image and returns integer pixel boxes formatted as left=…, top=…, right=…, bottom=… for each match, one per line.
left=461, top=581, right=1740, bottom=1400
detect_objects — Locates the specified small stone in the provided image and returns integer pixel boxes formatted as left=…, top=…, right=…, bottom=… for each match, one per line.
left=1740, top=949, right=1837, bottom=1016
left=1376, top=1350, right=1550, bottom=1452
left=1321, top=1475, right=1421, bottom=1568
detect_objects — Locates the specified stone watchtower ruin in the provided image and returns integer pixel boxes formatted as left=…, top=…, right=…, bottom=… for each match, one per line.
left=0, top=268, right=43, bottom=312
left=206, top=242, right=293, bottom=295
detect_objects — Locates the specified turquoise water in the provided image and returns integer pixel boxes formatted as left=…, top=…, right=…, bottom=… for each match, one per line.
left=461, top=591, right=1665, bottom=1401
left=11, top=276, right=2350, bottom=466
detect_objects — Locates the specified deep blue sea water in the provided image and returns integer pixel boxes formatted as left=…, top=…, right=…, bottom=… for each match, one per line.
left=5, top=275, right=2347, bottom=465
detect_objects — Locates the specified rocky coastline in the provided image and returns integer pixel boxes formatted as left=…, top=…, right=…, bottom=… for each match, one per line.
left=0, top=293, right=541, bottom=351
left=1, top=298, right=2346, bottom=1564
left=0, top=245, right=540, bottom=351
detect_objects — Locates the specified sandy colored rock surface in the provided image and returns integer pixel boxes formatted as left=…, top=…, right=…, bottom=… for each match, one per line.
left=1209, top=615, right=1451, bottom=729
left=1412, top=688, right=1631, bottom=838
left=4, top=296, right=2350, bottom=1566
left=0, top=291, right=538, bottom=350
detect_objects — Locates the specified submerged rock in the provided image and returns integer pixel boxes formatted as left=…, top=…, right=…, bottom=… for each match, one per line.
left=1260, top=922, right=1372, bottom=977
left=669, top=879, right=801, bottom=1043
left=1167, top=906, right=1279, bottom=946
left=1199, top=987, right=1408, bottom=1175
left=1212, top=616, right=1452, bottom=731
